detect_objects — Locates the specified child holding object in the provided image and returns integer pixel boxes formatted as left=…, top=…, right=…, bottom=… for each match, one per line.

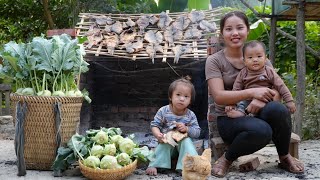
left=225, top=40, right=296, bottom=118
left=146, top=77, right=201, bottom=176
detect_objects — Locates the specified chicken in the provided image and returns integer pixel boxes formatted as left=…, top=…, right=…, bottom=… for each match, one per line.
left=182, top=149, right=212, bottom=180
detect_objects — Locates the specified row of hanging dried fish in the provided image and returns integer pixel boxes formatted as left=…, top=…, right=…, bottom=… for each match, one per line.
left=81, top=10, right=218, bottom=63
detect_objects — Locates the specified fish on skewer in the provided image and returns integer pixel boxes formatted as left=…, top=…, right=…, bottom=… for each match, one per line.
left=164, top=25, right=183, bottom=47
left=172, top=44, right=192, bottom=64
left=119, top=28, right=137, bottom=45
left=188, top=10, right=205, bottom=23
left=125, top=38, right=144, bottom=54
left=88, top=15, right=114, bottom=25
left=111, top=21, right=123, bottom=34
left=122, top=18, right=136, bottom=29
left=136, top=16, right=150, bottom=34
left=184, top=25, right=202, bottom=39
left=172, top=15, right=191, bottom=31
left=148, top=14, right=159, bottom=25
left=85, top=23, right=103, bottom=48
left=102, top=32, right=119, bottom=55
left=199, top=20, right=217, bottom=32
left=144, top=30, right=163, bottom=44
left=157, top=11, right=173, bottom=30
left=146, top=43, right=163, bottom=64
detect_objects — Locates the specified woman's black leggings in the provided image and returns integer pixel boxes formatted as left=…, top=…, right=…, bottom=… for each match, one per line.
left=217, top=101, right=292, bottom=161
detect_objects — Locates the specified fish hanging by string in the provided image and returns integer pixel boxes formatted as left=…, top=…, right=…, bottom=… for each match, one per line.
left=136, top=16, right=150, bottom=34
left=119, top=28, right=137, bottom=45
left=125, top=38, right=144, bottom=54
left=102, top=32, right=119, bottom=55
left=184, top=25, right=202, bottom=39
left=122, top=18, right=136, bottom=29
left=164, top=25, right=183, bottom=47
left=144, top=30, right=163, bottom=44
left=85, top=23, right=103, bottom=49
left=199, top=20, right=217, bottom=33
left=157, top=11, right=173, bottom=30
left=188, top=10, right=205, bottom=23
left=172, top=44, right=192, bottom=64
left=172, top=15, right=191, bottom=31
left=146, top=43, right=163, bottom=64
left=111, top=21, right=123, bottom=34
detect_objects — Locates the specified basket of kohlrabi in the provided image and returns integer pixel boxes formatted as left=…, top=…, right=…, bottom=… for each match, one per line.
left=52, top=127, right=154, bottom=180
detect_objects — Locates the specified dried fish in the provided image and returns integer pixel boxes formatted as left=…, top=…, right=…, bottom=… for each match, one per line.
left=184, top=25, right=202, bottom=39
left=102, top=32, right=119, bottom=55
left=157, top=11, right=173, bottom=30
left=102, top=24, right=111, bottom=34
left=85, top=24, right=103, bottom=48
left=188, top=10, right=205, bottom=23
left=164, top=25, right=183, bottom=47
left=172, top=44, right=192, bottom=64
left=146, top=43, right=163, bottom=64
left=136, top=16, right=150, bottom=34
left=199, top=20, right=217, bottom=32
left=122, top=18, right=136, bottom=29
left=148, top=14, right=159, bottom=25
left=172, top=15, right=191, bottom=30
left=89, top=15, right=114, bottom=25
left=144, top=30, right=163, bottom=44
left=111, top=21, right=123, bottom=34
left=125, top=39, right=144, bottom=53
left=119, top=28, right=137, bottom=45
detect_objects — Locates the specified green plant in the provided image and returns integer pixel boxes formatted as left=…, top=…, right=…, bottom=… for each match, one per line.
left=0, top=34, right=91, bottom=102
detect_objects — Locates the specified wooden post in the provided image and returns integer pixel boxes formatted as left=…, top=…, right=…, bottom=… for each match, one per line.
left=269, top=0, right=277, bottom=65
left=294, top=0, right=306, bottom=136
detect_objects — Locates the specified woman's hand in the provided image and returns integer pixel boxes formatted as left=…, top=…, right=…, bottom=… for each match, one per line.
left=249, top=88, right=276, bottom=103
left=176, top=122, right=188, bottom=133
left=246, top=99, right=266, bottom=114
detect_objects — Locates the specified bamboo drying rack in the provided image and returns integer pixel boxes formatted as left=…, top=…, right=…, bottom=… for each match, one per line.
left=75, top=8, right=225, bottom=62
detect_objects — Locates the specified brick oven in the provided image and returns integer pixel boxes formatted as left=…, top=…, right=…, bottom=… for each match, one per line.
left=79, top=56, right=209, bottom=140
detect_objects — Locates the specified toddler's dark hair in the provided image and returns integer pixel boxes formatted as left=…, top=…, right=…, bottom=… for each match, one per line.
left=242, top=40, right=267, bottom=58
left=168, top=76, right=196, bottom=104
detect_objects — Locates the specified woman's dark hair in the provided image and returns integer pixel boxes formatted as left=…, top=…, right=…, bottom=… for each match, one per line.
left=168, top=76, right=196, bottom=104
left=220, top=11, right=249, bottom=33
left=242, top=40, right=267, bottom=58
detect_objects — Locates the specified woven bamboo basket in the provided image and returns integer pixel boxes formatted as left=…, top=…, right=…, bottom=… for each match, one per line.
left=79, top=159, right=137, bottom=180
left=10, top=94, right=83, bottom=170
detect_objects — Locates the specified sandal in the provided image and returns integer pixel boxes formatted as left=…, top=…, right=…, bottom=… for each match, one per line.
left=278, top=155, right=304, bottom=174
left=212, top=154, right=232, bottom=177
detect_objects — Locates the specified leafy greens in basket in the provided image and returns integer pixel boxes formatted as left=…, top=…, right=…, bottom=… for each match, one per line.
left=0, top=34, right=91, bottom=102
left=52, top=127, right=154, bottom=171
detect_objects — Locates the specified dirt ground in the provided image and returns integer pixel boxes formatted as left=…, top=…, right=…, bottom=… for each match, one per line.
left=0, top=115, right=319, bottom=180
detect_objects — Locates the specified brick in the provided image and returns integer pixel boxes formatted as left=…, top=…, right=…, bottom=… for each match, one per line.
left=207, top=114, right=216, bottom=122
left=239, top=157, right=260, bottom=172
left=110, top=106, right=119, bottom=113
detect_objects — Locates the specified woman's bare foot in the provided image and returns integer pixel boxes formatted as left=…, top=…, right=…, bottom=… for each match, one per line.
left=227, top=109, right=245, bottom=118
left=146, top=167, right=157, bottom=176
left=279, top=154, right=304, bottom=174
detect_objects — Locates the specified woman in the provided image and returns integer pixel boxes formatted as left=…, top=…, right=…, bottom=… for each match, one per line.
left=205, top=11, right=304, bottom=177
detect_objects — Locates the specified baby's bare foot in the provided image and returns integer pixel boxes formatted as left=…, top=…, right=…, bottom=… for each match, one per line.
left=227, top=110, right=245, bottom=118
left=146, top=167, right=157, bottom=176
